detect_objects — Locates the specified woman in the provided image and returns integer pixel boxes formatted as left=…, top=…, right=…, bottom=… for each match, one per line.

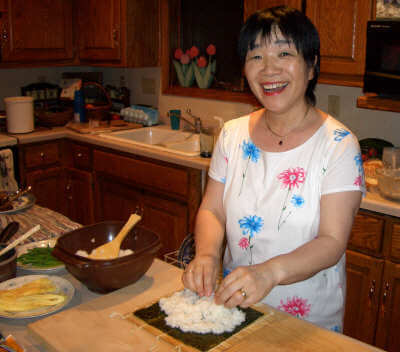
left=182, top=6, right=364, bottom=331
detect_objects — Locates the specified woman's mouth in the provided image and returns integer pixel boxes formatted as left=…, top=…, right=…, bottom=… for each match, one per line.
left=262, top=82, right=288, bottom=95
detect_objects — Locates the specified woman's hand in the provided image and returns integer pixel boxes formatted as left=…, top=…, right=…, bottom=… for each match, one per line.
left=214, top=262, right=280, bottom=308
left=182, top=255, right=220, bottom=297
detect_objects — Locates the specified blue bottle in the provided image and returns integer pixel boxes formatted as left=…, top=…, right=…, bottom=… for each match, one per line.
left=74, top=90, right=86, bottom=123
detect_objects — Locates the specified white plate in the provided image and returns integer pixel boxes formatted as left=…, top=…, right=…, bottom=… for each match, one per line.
left=0, top=193, right=36, bottom=215
left=16, top=239, right=64, bottom=273
left=0, top=274, right=75, bottom=319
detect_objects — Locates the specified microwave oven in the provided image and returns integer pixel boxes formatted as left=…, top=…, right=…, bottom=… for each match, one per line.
left=363, top=20, right=400, bottom=98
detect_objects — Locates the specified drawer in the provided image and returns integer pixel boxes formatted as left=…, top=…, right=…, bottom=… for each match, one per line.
left=348, top=212, right=385, bottom=257
left=24, top=142, right=60, bottom=169
left=71, top=143, right=91, bottom=170
left=93, top=150, right=189, bottom=198
left=390, top=222, right=400, bottom=261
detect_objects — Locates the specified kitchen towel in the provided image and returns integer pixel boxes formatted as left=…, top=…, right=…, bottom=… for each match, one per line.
left=0, top=149, right=18, bottom=192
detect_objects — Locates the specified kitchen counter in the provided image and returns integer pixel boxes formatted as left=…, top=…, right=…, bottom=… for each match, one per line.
left=14, top=259, right=382, bottom=352
left=0, top=133, right=17, bottom=148
left=2, top=127, right=400, bottom=218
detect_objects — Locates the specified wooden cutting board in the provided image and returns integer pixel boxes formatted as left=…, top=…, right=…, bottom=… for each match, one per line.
left=28, top=260, right=383, bottom=352
left=66, top=120, right=142, bottom=134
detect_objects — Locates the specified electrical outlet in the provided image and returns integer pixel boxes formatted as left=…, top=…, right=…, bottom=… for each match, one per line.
left=141, top=78, right=155, bottom=95
left=328, top=95, right=340, bottom=117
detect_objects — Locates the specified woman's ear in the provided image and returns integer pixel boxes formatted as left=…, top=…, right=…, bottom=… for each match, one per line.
left=308, top=55, right=318, bottom=81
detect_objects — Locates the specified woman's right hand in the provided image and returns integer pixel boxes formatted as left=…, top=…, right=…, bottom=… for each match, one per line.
left=182, top=254, right=220, bottom=297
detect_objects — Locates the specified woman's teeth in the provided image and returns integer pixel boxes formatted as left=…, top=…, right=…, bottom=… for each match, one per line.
left=262, top=82, right=288, bottom=92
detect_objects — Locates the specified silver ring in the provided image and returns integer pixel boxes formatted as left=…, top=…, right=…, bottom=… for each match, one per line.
left=240, top=288, right=247, bottom=298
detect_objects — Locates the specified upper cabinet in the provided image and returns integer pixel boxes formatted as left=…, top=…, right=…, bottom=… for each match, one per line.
left=0, top=0, right=74, bottom=64
left=306, top=0, right=374, bottom=87
left=77, top=0, right=160, bottom=67
left=161, top=0, right=376, bottom=105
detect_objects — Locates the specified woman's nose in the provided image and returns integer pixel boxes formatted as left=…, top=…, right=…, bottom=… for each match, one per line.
left=260, top=57, right=280, bottom=74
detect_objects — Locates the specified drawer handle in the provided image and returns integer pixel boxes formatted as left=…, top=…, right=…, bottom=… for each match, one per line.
left=369, top=280, right=376, bottom=300
left=40, top=152, right=45, bottom=158
left=77, top=153, right=83, bottom=158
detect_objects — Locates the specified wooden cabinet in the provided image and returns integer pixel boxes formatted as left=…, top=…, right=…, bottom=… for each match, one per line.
left=244, top=0, right=302, bottom=19
left=77, top=0, right=160, bottom=67
left=0, top=0, right=74, bottom=64
left=18, top=141, right=64, bottom=213
left=306, top=0, right=374, bottom=87
left=344, top=209, right=400, bottom=352
left=93, top=149, right=201, bottom=257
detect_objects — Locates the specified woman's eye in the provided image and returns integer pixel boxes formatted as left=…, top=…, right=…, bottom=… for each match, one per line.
left=249, top=55, right=262, bottom=61
left=279, top=51, right=291, bottom=57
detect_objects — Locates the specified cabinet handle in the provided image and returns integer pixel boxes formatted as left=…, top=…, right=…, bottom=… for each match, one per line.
left=369, top=280, right=376, bottom=299
left=77, top=153, right=83, bottom=158
left=66, top=184, right=71, bottom=191
left=382, top=282, right=390, bottom=305
left=112, top=27, right=119, bottom=46
left=40, top=152, right=45, bottom=158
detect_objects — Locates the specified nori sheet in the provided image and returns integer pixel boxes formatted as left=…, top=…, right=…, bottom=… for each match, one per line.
left=133, top=302, right=264, bottom=352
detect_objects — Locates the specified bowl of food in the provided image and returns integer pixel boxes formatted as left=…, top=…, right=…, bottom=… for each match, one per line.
left=376, top=167, right=400, bottom=200
left=52, top=221, right=161, bottom=293
left=0, top=245, right=17, bottom=283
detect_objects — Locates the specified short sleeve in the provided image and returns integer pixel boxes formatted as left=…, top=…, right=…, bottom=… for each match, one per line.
left=322, top=130, right=366, bottom=196
left=208, top=127, right=228, bottom=184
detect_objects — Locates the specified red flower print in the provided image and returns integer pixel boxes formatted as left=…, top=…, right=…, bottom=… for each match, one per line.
left=180, top=53, right=190, bottom=65
left=354, top=175, right=362, bottom=186
left=189, top=46, right=199, bottom=59
left=278, top=296, right=311, bottom=318
left=278, top=167, right=306, bottom=190
left=206, top=44, right=216, bottom=56
left=197, top=56, right=207, bottom=68
left=174, top=48, right=183, bottom=60
left=238, top=237, right=249, bottom=249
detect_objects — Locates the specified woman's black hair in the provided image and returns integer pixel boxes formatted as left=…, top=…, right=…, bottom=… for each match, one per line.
left=238, top=6, right=320, bottom=106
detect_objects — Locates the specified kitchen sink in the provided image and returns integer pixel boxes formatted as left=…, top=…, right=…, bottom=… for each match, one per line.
left=99, top=126, right=200, bottom=157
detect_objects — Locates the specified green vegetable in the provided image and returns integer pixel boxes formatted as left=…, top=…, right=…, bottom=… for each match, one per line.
left=17, top=246, right=62, bottom=268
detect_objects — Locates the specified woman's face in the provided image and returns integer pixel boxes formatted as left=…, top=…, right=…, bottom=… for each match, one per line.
left=244, top=28, right=314, bottom=114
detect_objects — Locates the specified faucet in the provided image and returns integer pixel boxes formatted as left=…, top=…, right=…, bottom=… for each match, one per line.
left=178, top=108, right=202, bottom=133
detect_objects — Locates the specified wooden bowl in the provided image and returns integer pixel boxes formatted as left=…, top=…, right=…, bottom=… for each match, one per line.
left=52, top=221, right=161, bottom=293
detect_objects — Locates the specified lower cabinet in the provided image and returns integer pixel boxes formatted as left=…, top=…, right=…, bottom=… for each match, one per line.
left=344, top=209, right=400, bottom=352
left=93, top=148, right=201, bottom=257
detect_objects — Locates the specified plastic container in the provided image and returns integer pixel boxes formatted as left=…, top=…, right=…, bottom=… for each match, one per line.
left=4, top=96, right=34, bottom=133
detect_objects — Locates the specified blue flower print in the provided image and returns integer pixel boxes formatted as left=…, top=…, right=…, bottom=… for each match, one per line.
left=223, top=268, right=231, bottom=278
left=333, top=128, right=350, bottom=142
left=220, top=177, right=226, bottom=184
left=242, top=140, right=260, bottom=162
left=239, top=215, right=263, bottom=238
left=354, top=152, right=363, bottom=173
left=239, top=140, right=260, bottom=195
left=238, top=215, right=263, bottom=264
left=291, top=195, right=304, bottom=208
left=331, top=325, right=341, bottom=333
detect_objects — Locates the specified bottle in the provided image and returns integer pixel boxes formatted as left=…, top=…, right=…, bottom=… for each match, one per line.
left=73, top=90, right=86, bottom=123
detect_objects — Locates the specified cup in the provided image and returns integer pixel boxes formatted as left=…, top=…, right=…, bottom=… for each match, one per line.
left=382, top=147, right=400, bottom=169
left=200, top=127, right=215, bottom=158
left=168, top=109, right=181, bottom=130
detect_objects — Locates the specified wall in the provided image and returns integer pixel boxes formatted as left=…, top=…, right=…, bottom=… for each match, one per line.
left=0, top=66, right=399, bottom=146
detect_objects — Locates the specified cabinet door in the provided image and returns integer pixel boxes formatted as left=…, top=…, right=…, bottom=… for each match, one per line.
left=1, top=0, right=73, bottom=62
left=375, top=261, right=400, bottom=352
left=77, top=0, right=121, bottom=62
left=25, top=167, right=65, bottom=215
left=244, top=0, right=302, bottom=20
left=344, top=250, right=384, bottom=345
left=65, top=168, right=94, bottom=226
left=306, top=0, right=373, bottom=84
left=94, top=173, right=142, bottom=222
left=141, top=192, right=188, bottom=257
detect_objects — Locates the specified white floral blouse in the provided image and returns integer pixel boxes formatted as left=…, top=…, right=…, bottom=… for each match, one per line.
left=208, top=114, right=365, bottom=332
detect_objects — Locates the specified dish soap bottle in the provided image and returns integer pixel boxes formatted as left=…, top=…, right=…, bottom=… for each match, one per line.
left=74, top=89, right=86, bottom=123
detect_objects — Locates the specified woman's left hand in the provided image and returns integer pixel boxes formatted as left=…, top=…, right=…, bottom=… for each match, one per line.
left=214, top=263, right=279, bottom=308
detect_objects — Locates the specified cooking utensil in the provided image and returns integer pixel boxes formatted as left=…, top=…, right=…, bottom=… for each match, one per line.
left=0, top=222, right=19, bottom=243
left=0, top=225, right=40, bottom=258
left=89, top=214, right=141, bottom=259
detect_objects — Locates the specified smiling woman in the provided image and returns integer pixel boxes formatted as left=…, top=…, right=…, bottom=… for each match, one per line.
left=182, top=5, right=364, bottom=333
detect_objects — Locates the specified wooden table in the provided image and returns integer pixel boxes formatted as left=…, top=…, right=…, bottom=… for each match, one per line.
left=27, top=260, right=384, bottom=352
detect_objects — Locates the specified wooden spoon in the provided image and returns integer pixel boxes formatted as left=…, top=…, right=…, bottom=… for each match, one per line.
left=0, top=225, right=40, bottom=258
left=89, top=214, right=142, bottom=260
